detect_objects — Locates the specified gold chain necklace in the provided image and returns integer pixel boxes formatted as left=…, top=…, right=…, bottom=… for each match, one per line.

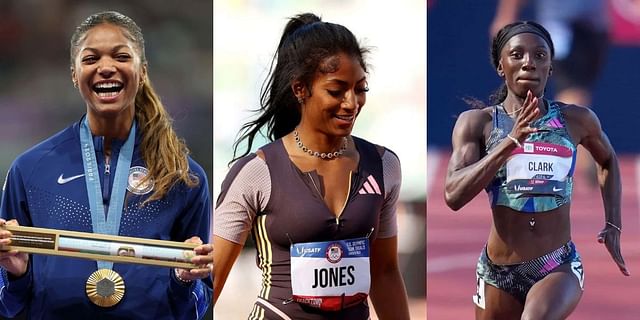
left=503, top=104, right=524, bottom=116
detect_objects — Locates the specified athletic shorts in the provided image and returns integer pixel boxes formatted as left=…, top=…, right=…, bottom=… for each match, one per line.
left=473, top=241, right=584, bottom=308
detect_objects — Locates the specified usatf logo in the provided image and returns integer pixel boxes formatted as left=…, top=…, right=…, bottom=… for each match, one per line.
left=325, top=243, right=344, bottom=264
left=523, top=143, right=534, bottom=153
left=127, top=166, right=154, bottom=195
left=296, top=246, right=321, bottom=255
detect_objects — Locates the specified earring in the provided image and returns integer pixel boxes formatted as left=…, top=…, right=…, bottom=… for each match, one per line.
left=73, top=81, right=78, bottom=88
left=498, top=71, right=504, bottom=77
left=297, top=96, right=304, bottom=105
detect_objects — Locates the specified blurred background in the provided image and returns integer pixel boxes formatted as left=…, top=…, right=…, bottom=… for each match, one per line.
left=428, top=0, right=640, bottom=319
left=0, top=1, right=212, bottom=319
left=213, top=1, right=426, bottom=319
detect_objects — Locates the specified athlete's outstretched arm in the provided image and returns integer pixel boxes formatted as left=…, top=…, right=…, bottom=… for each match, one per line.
left=445, top=92, right=540, bottom=210
left=369, top=236, right=409, bottom=320
left=574, top=106, right=629, bottom=276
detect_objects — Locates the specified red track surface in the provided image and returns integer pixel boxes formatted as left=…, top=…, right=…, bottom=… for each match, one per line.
left=427, top=151, right=640, bottom=319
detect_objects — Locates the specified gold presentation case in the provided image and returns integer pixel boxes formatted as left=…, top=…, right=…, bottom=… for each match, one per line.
left=1, top=225, right=199, bottom=269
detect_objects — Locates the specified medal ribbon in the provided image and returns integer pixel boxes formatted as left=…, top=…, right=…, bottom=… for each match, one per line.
left=80, top=116, right=136, bottom=270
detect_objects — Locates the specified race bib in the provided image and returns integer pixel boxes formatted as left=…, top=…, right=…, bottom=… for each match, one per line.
left=571, top=261, right=585, bottom=290
left=290, top=237, right=370, bottom=311
left=505, top=142, right=573, bottom=196
left=473, top=275, right=485, bottom=309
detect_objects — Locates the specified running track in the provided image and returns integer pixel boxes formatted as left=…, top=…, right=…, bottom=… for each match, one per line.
left=427, top=149, right=640, bottom=319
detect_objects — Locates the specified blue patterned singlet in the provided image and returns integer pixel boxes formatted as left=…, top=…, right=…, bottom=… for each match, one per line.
left=485, top=100, right=577, bottom=213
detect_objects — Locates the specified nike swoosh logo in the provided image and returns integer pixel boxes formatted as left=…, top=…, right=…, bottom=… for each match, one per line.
left=57, top=173, right=85, bottom=184
left=552, top=187, right=563, bottom=192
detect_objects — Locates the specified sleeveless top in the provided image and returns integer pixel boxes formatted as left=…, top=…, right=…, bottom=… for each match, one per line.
left=485, top=100, right=577, bottom=213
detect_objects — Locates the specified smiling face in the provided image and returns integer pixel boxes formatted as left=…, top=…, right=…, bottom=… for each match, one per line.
left=71, top=23, right=146, bottom=120
left=297, top=52, right=368, bottom=137
left=497, top=33, right=552, bottom=98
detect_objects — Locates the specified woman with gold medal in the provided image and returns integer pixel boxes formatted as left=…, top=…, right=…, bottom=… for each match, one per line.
left=0, top=11, right=213, bottom=319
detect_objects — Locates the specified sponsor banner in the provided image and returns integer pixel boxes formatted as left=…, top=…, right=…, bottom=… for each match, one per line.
left=291, top=238, right=369, bottom=259
left=505, top=179, right=568, bottom=196
left=293, top=293, right=369, bottom=311
left=511, top=142, right=573, bottom=157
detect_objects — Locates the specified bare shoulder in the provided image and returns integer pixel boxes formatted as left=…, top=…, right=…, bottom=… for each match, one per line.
left=456, top=107, right=493, bottom=124
left=557, top=103, right=604, bottom=143
left=452, top=107, right=494, bottom=139
left=559, top=103, right=600, bottom=125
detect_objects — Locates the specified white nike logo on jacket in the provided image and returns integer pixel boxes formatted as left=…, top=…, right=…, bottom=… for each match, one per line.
left=57, top=173, right=85, bottom=184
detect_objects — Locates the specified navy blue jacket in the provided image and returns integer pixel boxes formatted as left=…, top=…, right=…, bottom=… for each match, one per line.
left=0, top=119, right=212, bottom=319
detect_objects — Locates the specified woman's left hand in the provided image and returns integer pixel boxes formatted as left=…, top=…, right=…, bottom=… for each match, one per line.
left=175, top=236, right=213, bottom=282
left=597, top=225, right=630, bottom=276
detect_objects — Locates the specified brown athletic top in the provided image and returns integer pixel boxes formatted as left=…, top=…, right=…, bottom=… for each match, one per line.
left=215, top=137, right=401, bottom=319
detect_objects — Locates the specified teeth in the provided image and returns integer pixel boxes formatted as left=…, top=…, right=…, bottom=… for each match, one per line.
left=98, top=91, right=119, bottom=97
left=336, top=115, right=354, bottom=121
left=95, top=82, right=122, bottom=89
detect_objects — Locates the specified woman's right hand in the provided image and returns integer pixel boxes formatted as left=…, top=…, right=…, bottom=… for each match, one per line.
left=508, top=90, right=540, bottom=144
left=0, top=219, right=29, bottom=277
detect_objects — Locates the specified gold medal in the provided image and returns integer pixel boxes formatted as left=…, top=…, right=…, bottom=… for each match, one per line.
left=85, top=269, right=125, bottom=307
